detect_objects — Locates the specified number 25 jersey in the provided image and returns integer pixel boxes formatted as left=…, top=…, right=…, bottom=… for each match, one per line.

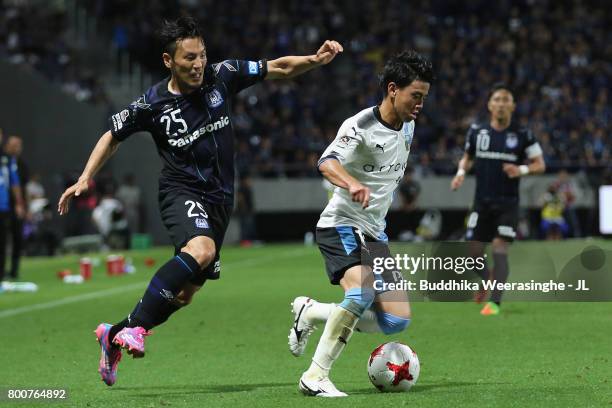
left=109, top=59, right=267, bottom=205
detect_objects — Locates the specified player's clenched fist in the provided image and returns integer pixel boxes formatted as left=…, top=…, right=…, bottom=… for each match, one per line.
left=314, top=40, right=344, bottom=65
left=348, top=181, right=370, bottom=209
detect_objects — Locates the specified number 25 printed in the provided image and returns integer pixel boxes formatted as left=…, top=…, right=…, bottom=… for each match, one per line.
left=185, top=200, right=208, bottom=218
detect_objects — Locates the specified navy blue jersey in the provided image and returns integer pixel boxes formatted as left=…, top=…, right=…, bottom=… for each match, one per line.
left=109, top=59, right=267, bottom=205
left=0, top=154, right=20, bottom=212
left=465, top=122, right=541, bottom=206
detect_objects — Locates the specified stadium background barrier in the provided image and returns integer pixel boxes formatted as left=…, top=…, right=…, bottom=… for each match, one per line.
left=244, top=178, right=596, bottom=242
left=250, top=177, right=595, bottom=211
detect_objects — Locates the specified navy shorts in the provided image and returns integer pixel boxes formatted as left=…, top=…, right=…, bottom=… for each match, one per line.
left=466, top=203, right=518, bottom=242
left=159, top=189, right=231, bottom=285
left=316, top=226, right=402, bottom=289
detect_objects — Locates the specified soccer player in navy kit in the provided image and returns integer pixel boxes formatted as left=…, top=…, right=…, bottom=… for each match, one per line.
left=57, top=16, right=343, bottom=386
left=451, top=84, right=545, bottom=315
left=0, top=142, right=25, bottom=285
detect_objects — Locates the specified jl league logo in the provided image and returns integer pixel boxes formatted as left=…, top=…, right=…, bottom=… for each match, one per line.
left=195, top=218, right=209, bottom=229
left=506, top=133, right=518, bottom=149
left=206, top=89, right=224, bottom=108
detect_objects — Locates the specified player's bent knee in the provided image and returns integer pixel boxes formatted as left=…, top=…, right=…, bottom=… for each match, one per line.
left=182, top=240, right=216, bottom=268
left=198, top=248, right=216, bottom=267
left=339, top=287, right=375, bottom=317
left=377, top=312, right=412, bottom=335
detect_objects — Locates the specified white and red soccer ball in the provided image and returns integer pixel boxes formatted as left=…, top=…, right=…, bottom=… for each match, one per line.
left=367, top=341, right=420, bottom=392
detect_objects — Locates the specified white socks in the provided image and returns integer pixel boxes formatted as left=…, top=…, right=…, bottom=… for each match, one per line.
left=307, top=301, right=381, bottom=333
left=304, top=305, right=359, bottom=380
left=305, top=301, right=335, bottom=323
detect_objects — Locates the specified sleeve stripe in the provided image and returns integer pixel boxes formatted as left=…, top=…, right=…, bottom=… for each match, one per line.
left=525, top=142, right=543, bottom=159
left=317, top=155, right=340, bottom=168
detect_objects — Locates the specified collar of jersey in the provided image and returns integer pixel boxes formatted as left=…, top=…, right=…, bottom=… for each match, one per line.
left=373, top=106, right=403, bottom=131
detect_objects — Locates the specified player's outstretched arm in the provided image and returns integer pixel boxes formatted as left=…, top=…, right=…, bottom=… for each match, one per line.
left=265, top=40, right=343, bottom=80
left=319, top=158, right=370, bottom=209
left=58, top=130, right=120, bottom=215
left=451, top=153, right=474, bottom=191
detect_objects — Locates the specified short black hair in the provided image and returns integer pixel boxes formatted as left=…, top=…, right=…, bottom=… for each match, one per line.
left=380, top=50, right=434, bottom=94
left=159, top=16, right=203, bottom=57
left=488, top=82, right=514, bottom=101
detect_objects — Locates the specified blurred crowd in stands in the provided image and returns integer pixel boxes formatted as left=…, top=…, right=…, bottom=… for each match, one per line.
left=0, top=0, right=109, bottom=103
left=1, top=0, right=610, bottom=177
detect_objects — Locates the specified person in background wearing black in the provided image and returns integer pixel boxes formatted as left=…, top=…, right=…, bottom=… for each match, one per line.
left=4, top=135, right=28, bottom=279
left=451, top=84, right=546, bottom=315
left=0, top=131, right=25, bottom=284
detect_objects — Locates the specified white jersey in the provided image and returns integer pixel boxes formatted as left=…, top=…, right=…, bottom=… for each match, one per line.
left=317, top=106, right=415, bottom=239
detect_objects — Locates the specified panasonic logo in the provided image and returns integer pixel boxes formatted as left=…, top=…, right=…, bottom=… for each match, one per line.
left=168, top=116, right=230, bottom=147
left=475, top=151, right=517, bottom=161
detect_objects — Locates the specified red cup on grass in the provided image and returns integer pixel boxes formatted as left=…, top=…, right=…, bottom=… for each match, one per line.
left=106, top=255, right=125, bottom=275
left=80, top=258, right=93, bottom=280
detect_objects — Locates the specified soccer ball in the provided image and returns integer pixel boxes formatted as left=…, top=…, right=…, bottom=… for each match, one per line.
left=367, top=342, right=420, bottom=392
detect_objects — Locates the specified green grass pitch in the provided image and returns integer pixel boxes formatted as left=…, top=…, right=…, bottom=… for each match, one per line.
left=1, top=240, right=611, bottom=407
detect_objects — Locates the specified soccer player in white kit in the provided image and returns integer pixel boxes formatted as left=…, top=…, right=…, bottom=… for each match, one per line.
left=289, top=50, right=433, bottom=397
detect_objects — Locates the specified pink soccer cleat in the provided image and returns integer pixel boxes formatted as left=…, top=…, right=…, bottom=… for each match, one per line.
left=113, top=326, right=152, bottom=358
left=95, top=323, right=122, bottom=386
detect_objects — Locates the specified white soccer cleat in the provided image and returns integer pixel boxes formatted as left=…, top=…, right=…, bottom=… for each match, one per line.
left=288, top=296, right=316, bottom=357
left=298, top=373, right=348, bottom=397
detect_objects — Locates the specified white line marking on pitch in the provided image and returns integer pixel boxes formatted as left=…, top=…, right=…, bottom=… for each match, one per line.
left=0, top=282, right=147, bottom=319
left=0, top=247, right=313, bottom=319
